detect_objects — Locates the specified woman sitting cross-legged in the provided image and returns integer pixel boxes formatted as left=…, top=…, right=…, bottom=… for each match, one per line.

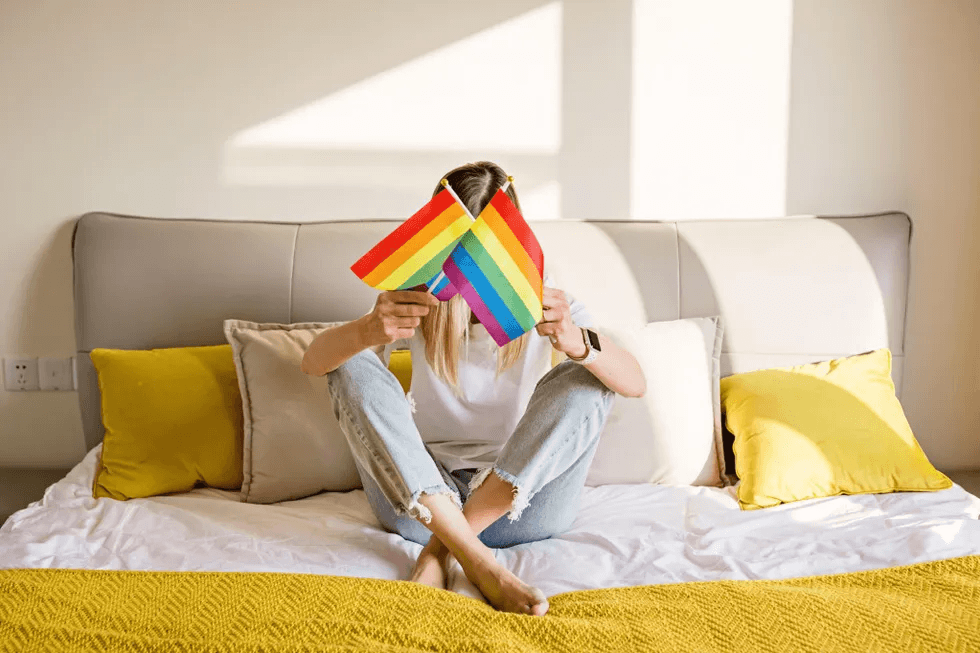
left=301, top=161, right=646, bottom=616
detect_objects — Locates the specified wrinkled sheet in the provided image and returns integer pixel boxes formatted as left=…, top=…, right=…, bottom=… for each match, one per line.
left=2, top=446, right=979, bottom=600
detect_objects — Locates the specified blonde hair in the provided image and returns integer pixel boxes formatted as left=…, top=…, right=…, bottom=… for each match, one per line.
left=420, top=161, right=530, bottom=390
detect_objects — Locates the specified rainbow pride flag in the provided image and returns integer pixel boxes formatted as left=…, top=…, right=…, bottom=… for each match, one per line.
left=351, top=189, right=472, bottom=291
left=442, top=189, right=544, bottom=346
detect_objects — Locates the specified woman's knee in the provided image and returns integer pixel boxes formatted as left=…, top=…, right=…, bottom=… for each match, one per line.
left=535, top=362, right=615, bottom=415
left=541, top=360, right=608, bottom=389
left=329, top=348, right=385, bottom=383
left=327, top=349, right=401, bottom=403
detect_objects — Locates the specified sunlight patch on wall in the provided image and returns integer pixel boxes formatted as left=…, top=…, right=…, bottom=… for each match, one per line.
left=631, top=0, right=793, bottom=220
left=230, top=3, right=561, bottom=155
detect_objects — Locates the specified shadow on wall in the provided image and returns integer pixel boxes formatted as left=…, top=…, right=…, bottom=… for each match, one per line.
left=4, top=1, right=559, bottom=352
left=212, top=0, right=566, bottom=222
left=222, top=2, right=565, bottom=219
left=16, top=220, right=77, bottom=355
left=222, top=1, right=576, bottom=219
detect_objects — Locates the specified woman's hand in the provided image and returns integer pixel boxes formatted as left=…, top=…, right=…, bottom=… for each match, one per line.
left=535, top=287, right=646, bottom=397
left=535, top=287, right=587, bottom=358
left=359, top=290, right=439, bottom=347
left=301, top=290, right=437, bottom=377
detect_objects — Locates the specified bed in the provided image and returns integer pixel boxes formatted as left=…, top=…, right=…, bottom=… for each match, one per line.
left=2, top=211, right=979, bottom=652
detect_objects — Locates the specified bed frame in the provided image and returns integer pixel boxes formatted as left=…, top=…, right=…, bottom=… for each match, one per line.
left=71, top=212, right=911, bottom=452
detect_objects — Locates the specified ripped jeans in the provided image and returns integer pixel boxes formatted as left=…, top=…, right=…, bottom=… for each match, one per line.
left=326, top=349, right=614, bottom=548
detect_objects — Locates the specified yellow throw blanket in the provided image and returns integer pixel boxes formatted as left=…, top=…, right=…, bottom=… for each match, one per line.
left=2, top=556, right=979, bottom=652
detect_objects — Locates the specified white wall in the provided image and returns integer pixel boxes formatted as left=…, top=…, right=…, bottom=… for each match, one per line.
left=786, top=0, right=980, bottom=470
left=0, top=0, right=978, bottom=470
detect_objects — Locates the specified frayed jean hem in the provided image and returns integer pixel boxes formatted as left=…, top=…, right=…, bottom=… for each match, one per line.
left=403, top=484, right=462, bottom=523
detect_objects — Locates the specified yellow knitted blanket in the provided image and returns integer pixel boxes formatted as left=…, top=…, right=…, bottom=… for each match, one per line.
left=2, top=556, right=979, bottom=652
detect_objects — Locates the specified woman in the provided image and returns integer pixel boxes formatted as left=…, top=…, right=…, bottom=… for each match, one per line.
left=302, top=161, right=645, bottom=616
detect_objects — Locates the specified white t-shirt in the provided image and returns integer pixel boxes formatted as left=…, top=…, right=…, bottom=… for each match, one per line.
left=380, top=293, right=593, bottom=472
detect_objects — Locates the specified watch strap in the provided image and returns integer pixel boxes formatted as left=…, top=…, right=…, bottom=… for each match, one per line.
left=567, top=327, right=600, bottom=365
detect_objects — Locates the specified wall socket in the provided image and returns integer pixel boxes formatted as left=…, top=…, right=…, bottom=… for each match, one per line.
left=39, top=357, right=75, bottom=391
left=4, top=357, right=40, bottom=391
left=4, top=356, right=77, bottom=391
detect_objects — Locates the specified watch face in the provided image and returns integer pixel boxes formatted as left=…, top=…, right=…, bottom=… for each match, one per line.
left=587, top=329, right=601, bottom=352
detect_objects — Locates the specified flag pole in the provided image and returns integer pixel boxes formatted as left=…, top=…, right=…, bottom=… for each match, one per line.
left=441, top=178, right=476, bottom=222
left=427, top=271, right=447, bottom=294
left=500, top=175, right=514, bottom=193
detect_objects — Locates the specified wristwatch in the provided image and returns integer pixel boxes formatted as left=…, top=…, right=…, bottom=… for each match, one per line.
left=566, top=327, right=601, bottom=365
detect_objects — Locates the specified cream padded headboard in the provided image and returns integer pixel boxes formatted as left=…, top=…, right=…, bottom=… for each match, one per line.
left=72, top=212, right=910, bottom=451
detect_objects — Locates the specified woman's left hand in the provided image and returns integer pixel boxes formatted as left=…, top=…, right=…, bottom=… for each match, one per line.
left=536, top=287, right=587, bottom=358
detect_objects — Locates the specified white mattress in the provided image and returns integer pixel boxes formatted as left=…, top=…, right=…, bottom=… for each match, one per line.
left=2, top=445, right=980, bottom=602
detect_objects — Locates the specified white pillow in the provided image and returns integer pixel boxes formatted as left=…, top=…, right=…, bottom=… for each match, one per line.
left=587, top=317, right=724, bottom=487
left=223, top=319, right=361, bottom=503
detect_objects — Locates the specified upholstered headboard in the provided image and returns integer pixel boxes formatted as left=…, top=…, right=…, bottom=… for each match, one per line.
left=72, top=212, right=911, bottom=452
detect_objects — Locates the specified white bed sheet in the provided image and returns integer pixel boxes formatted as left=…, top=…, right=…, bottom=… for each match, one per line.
left=2, top=446, right=980, bottom=600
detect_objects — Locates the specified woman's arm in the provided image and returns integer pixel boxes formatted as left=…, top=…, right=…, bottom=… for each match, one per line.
left=301, top=290, right=438, bottom=376
left=535, top=287, right=646, bottom=398
left=573, top=333, right=646, bottom=398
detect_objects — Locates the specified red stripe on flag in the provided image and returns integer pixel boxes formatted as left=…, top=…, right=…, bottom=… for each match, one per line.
left=490, top=191, right=543, bottom=277
left=351, top=189, right=457, bottom=279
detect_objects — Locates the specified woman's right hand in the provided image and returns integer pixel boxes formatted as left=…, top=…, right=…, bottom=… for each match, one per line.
left=360, top=290, right=439, bottom=347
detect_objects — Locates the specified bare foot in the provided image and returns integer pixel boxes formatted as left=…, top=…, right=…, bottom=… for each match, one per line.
left=466, top=558, right=549, bottom=616
left=409, top=541, right=449, bottom=590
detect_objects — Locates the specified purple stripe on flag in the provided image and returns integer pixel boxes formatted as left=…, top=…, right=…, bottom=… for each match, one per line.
left=434, top=284, right=457, bottom=301
left=443, top=256, right=510, bottom=345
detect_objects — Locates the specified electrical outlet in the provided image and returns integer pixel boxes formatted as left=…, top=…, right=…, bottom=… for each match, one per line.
left=38, top=357, right=74, bottom=391
left=4, top=357, right=39, bottom=391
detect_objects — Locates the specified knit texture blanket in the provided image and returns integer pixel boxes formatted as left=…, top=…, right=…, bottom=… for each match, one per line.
left=2, top=556, right=979, bottom=652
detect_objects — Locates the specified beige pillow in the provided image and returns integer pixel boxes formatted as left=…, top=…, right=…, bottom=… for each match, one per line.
left=587, top=317, right=724, bottom=487
left=224, top=320, right=360, bottom=503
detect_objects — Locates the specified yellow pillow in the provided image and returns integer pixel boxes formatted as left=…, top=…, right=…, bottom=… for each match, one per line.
left=91, top=345, right=244, bottom=500
left=721, top=349, right=951, bottom=510
left=388, top=350, right=412, bottom=393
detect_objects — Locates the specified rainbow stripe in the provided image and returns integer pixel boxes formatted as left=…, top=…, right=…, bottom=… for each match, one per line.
left=351, top=189, right=472, bottom=291
left=442, top=190, right=543, bottom=346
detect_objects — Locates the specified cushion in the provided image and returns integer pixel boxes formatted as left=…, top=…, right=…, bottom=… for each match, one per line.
left=587, top=317, right=724, bottom=487
left=90, top=345, right=244, bottom=500
left=389, top=350, right=412, bottom=393
left=224, top=320, right=362, bottom=503
left=721, top=349, right=952, bottom=510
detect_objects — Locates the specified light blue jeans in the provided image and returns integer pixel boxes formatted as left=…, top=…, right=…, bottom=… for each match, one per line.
left=327, top=349, right=614, bottom=548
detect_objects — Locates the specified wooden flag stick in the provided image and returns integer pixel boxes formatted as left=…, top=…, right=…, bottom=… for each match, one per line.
left=441, top=178, right=477, bottom=222
left=427, top=270, right=447, bottom=294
